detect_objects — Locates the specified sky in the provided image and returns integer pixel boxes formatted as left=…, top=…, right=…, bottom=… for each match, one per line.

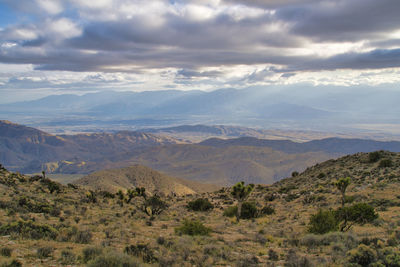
left=1, top=0, right=400, bottom=103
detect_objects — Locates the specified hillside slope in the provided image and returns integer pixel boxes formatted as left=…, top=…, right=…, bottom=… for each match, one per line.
left=0, top=120, right=182, bottom=172
left=0, top=152, right=399, bottom=266
left=76, top=165, right=218, bottom=195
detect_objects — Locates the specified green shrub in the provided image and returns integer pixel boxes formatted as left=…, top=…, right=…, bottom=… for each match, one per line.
left=67, top=183, right=78, bottom=189
left=336, top=203, right=378, bottom=232
left=285, top=193, right=299, bottom=202
left=259, top=205, right=275, bottom=215
left=369, top=151, right=382, bottom=163
left=0, top=247, right=12, bottom=257
left=240, top=202, right=258, bottom=219
left=317, top=172, right=326, bottom=179
left=175, top=220, right=211, bottom=236
left=308, top=209, right=338, bottom=234
left=87, top=251, right=140, bottom=267
left=268, top=249, right=279, bottom=261
left=187, top=198, right=214, bottom=211
left=379, top=159, right=393, bottom=168
left=344, top=195, right=356, bottom=204
left=347, top=244, right=377, bottom=266
left=60, top=250, right=76, bottom=265
left=37, top=246, right=53, bottom=259
left=74, top=229, right=92, bottom=244
left=0, top=220, right=58, bottom=240
left=380, top=248, right=400, bottom=267
left=223, top=202, right=259, bottom=219
left=278, top=185, right=296, bottom=194
left=99, top=191, right=115, bottom=199
left=124, top=244, right=157, bottom=263
left=223, top=206, right=237, bottom=218
left=1, top=260, right=22, bottom=267
left=82, top=247, right=103, bottom=263
left=291, top=171, right=299, bottom=177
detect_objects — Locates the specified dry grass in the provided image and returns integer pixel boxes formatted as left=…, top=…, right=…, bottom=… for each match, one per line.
left=0, top=151, right=400, bottom=266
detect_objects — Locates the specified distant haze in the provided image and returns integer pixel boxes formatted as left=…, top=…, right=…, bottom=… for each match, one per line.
left=0, top=86, right=399, bottom=137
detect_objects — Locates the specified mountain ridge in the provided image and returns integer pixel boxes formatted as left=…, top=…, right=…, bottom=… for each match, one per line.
left=3, top=121, right=400, bottom=186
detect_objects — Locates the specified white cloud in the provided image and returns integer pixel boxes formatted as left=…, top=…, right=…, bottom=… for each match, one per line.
left=47, top=18, right=82, bottom=39
left=36, top=0, right=63, bottom=14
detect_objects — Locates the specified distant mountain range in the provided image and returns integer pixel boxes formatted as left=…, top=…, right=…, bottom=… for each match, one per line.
left=199, top=137, right=400, bottom=154
left=2, top=120, right=400, bottom=185
left=2, top=85, right=399, bottom=135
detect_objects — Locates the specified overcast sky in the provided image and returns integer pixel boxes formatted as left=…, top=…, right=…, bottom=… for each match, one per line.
left=1, top=0, right=400, bottom=103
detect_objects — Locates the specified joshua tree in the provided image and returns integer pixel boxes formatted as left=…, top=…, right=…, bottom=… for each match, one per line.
left=126, top=189, right=135, bottom=203
left=42, top=171, right=46, bottom=179
left=335, top=177, right=351, bottom=208
left=116, top=190, right=125, bottom=201
left=126, top=187, right=146, bottom=203
left=86, top=190, right=97, bottom=203
left=116, top=190, right=125, bottom=207
left=142, top=195, right=167, bottom=219
left=231, top=181, right=254, bottom=222
left=136, top=187, right=146, bottom=199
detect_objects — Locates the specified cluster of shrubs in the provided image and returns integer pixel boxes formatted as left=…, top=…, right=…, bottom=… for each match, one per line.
left=308, top=203, right=378, bottom=234
left=187, top=198, right=213, bottom=211
left=369, top=151, right=395, bottom=167
left=39, top=178, right=61, bottom=194
left=17, top=196, right=60, bottom=216
left=223, top=202, right=275, bottom=219
left=125, top=244, right=157, bottom=263
left=348, top=244, right=400, bottom=266
left=0, top=220, right=58, bottom=240
left=58, top=226, right=93, bottom=243
left=175, top=219, right=212, bottom=236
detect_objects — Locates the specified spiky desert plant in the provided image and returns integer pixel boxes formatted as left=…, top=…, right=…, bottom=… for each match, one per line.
left=335, top=177, right=351, bottom=208
left=136, top=187, right=146, bottom=199
left=142, top=195, right=167, bottom=218
left=231, top=181, right=254, bottom=222
left=126, top=189, right=135, bottom=203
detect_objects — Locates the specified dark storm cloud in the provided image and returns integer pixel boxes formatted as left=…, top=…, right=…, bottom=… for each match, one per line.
left=277, top=0, right=400, bottom=42
left=66, top=12, right=300, bottom=52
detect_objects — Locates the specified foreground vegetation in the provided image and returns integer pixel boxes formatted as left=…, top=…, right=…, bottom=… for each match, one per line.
left=0, top=151, right=400, bottom=266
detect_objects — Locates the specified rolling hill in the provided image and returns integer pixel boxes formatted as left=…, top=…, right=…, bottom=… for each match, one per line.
left=76, top=165, right=218, bottom=195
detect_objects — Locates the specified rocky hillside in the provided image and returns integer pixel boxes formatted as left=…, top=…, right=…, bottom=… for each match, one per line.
left=0, top=120, right=182, bottom=172
left=76, top=165, right=219, bottom=195
left=0, top=151, right=399, bottom=266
